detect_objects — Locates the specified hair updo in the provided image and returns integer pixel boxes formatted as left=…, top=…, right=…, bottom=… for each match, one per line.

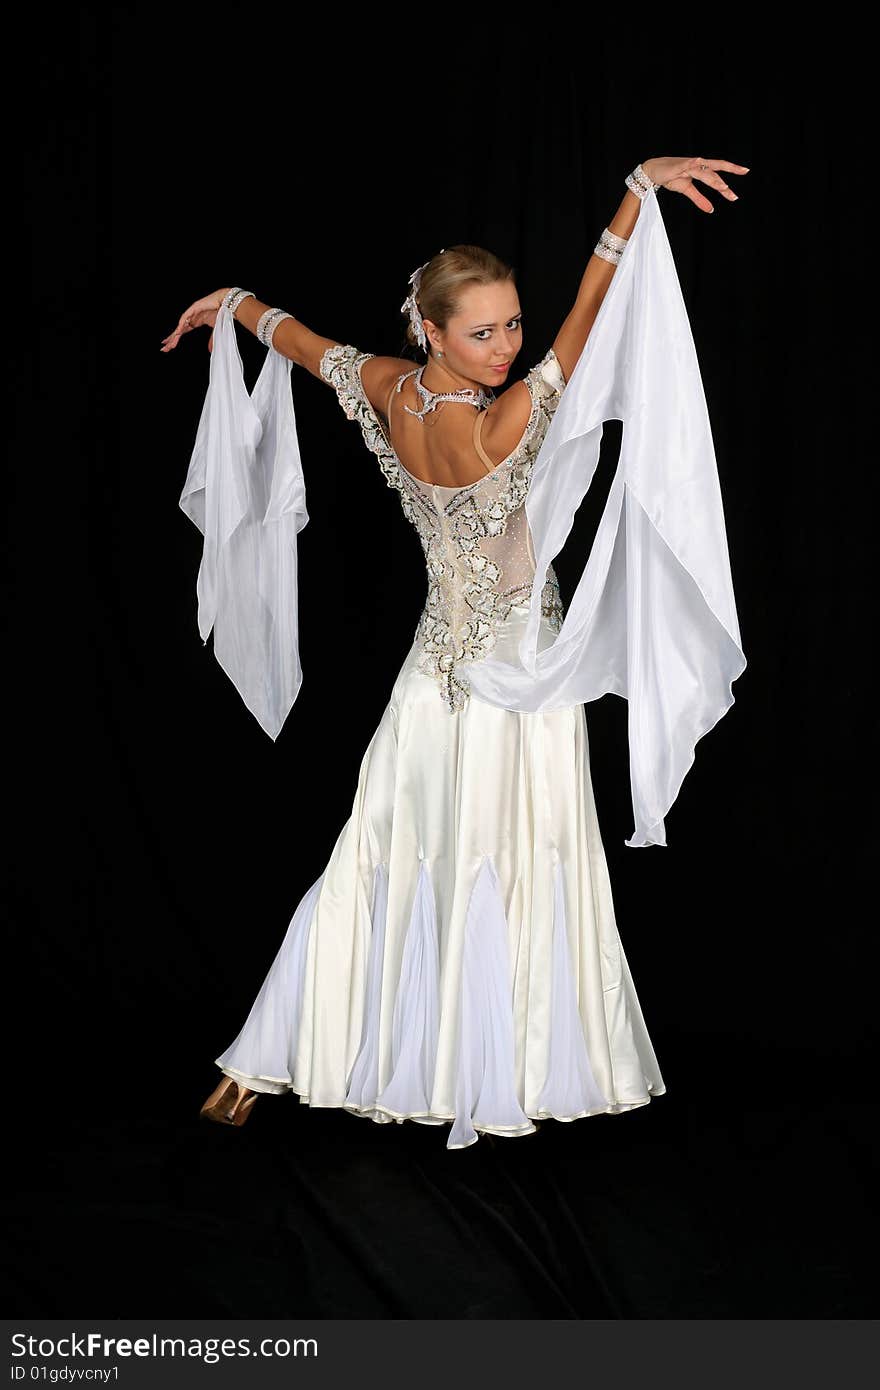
left=404, top=244, right=516, bottom=353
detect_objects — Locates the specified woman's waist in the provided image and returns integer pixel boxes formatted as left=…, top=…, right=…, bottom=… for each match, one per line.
left=413, top=596, right=561, bottom=651
left=484, top=602, right=562, bottom=660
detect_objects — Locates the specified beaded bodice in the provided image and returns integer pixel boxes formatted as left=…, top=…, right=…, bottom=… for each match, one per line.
left=319, top=343, right=568, bottom=712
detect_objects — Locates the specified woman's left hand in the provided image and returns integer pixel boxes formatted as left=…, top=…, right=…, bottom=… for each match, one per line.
left=160, top=288, right=229, bottom=354
left=641, top=157, right=749, bottom=213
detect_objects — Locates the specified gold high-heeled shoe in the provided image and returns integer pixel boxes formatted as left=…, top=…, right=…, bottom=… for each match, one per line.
left=200, top=1074, right=259, bottom=1126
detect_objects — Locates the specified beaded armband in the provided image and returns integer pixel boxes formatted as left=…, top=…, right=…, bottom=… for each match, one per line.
left=256, top=307, right=294, bottom=348
left=625, top=163, right=660, bottom=199
left=222, top=287, right=256, bottom=316
left=593, top=227, right=630, bottom=266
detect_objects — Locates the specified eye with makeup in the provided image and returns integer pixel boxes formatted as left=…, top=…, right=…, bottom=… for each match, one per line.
left=473, top=316, right=523, bottom=341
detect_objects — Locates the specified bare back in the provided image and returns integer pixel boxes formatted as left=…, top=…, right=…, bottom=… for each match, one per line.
left=378, top=369, right=534, bottom=490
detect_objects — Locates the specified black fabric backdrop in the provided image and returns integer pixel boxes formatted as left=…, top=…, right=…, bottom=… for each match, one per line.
left=5, top=10, right=872, bottom=1321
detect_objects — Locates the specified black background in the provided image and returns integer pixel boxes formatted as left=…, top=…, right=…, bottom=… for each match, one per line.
left=6, top=9, right=873, bottom=1320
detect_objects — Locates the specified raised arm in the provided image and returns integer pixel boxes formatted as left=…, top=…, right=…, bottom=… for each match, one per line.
left=217, top=291, right=342, bottom=380
left=552, top=154, right=748, bottom=381
left=193, top=293, right=414, bottom=414
left=550, top=187, right=643, bottom=384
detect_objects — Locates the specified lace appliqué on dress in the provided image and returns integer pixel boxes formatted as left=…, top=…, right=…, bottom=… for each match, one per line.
left=320, top=343, right=567, bottom=712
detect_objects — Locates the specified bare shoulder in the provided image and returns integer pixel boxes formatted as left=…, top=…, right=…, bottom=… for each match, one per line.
left=358, top=355, right=421, bottom=418
left=480, top=378, right=534, bottom=465
left=482, top=351, right=568, bottom=462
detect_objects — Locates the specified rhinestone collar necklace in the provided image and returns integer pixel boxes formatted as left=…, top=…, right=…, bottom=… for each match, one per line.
left=402, top=364, right=496, bottom=422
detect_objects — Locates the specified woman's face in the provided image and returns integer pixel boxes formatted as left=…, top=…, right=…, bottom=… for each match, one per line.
left=424, top=282, right=523, bottom=388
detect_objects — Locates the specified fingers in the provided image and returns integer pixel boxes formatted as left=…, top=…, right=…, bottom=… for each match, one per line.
left=160, top=312, right=195, bottom=352
left=694, top=158, right=750, bottom=189
left=698, top=169, right=739, bottom=201
left=697, top=160, right=750, bottom=171
left=689, top=158, right=750, bottom=212
left=692, top=159, right=750, bottom=174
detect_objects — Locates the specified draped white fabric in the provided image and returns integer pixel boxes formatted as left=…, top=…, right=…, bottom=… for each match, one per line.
left=466, top=187, right=747, bottom=846
left=179, top=186, right=745, bottom=846
left=178, top=305, right=308, bottom=740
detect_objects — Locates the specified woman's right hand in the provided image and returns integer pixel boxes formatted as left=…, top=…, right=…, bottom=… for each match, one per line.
left=641, top=157, right=749, bottom=213
left=160, top=288, right=229, bottom=353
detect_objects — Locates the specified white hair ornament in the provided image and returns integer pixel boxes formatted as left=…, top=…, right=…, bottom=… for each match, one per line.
left=400, top=248, right=445, bottom=352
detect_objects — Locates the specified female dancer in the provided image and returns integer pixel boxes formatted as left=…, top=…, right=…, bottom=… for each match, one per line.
left=162, top=156, right=748, bottom=1149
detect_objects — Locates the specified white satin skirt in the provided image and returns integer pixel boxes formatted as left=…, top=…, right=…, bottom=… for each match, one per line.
left=215, top=607, right=666, bottom=1149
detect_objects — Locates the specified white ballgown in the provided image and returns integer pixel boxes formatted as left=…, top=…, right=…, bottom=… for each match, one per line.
left=180, top=188, right=745, bottom=1149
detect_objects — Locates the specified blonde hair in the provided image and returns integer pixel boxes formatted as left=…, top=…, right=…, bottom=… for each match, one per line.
left=404, top=244, right=516, bottom=353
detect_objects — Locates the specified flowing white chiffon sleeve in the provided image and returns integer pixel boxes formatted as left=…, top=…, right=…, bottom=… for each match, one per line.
left=178, top=304, right=308, bottom=739
left=465, top=187, right=748, bottom=848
